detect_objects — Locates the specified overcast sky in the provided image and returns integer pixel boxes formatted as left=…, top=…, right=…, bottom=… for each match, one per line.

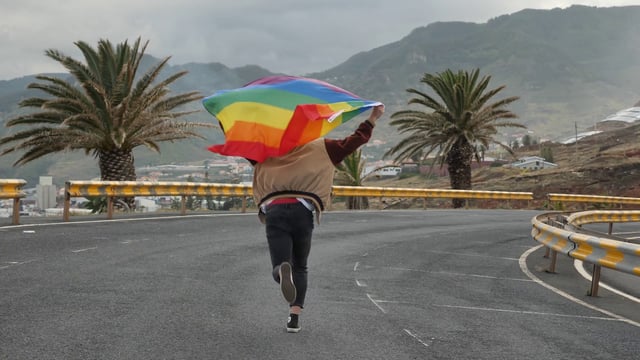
left=1, top=0, right=638, bottom=80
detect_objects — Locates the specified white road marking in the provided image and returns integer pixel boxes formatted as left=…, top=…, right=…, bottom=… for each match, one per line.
left=424, top=250, right=518, bottom=261
left=0, top=259, right=38, bottom=270
left=355, top=279, right=367, bottom=287
left=0, top=212, right=254, bottom=230
left=353, top=262, right=360, bottom=271
left=366, top=293, right=388, bottom=314
left=120, top=238, right=150, bottom=244
left=573, top=259, right=640, bottom=304
left=519, top=245, right=640, bottom=328
left=71, top=247, right=97, bottom=253
left=433, top=304, right=623, bottom=321
left=610, top=231, right=640, bottom=236
left=388, top=267, right=533, bottom=282
left=403, top=329, right=431, bottom=348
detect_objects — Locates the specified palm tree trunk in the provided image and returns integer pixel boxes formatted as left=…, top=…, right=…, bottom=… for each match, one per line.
left=99, top=149, right=137, bottom=210
left=347, top=196, right=369, bottom=210
left=447, top=142, right=473, bottom=208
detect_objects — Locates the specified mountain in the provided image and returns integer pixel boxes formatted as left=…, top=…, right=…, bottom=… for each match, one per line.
left=2, top=5, right=640, bottom=185
left=313, top=5, right=640, bottom=136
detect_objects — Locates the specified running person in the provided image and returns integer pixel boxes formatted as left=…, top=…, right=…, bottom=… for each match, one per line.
left=252, top=105, right=384, bottom=332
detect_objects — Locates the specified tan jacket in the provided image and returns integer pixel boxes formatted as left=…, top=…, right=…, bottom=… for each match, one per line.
left=253, top=138, right=335, bottom=223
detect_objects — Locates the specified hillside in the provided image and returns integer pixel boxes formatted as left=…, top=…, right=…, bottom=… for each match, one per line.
left=370, top=121, right=640, bottom=210
left=2, top=5, right=640, bottom=186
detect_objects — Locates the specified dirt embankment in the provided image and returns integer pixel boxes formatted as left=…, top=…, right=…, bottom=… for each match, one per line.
left=365, top=122, right=640, bottom=210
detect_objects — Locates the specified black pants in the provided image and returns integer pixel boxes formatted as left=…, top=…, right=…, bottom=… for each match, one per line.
left=265, top=202, right=314, bottom=308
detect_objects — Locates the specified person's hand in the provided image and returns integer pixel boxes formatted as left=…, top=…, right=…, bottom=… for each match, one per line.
left=368, top=105, right=385, bottom=126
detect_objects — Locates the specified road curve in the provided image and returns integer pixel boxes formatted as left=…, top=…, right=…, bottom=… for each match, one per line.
left=1, top=210, right=638, bottom=359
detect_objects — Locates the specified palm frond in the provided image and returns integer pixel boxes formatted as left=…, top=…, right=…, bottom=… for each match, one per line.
left=0, top=37, right=209, bottom=180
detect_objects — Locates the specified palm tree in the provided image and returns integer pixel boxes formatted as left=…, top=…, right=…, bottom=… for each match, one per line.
left=0, top=37, right=213, bottom=208
left=335, top=149, right=400, bottom=209
left=335, top=149, right=369, bottom=209
left=385, top=68, right=524, bottom=208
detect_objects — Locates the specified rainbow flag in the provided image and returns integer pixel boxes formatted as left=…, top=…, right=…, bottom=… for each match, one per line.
left=203, top=75, right=382, bottom=162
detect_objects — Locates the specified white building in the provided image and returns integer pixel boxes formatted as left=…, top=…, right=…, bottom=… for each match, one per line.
left=36, top=176, right=57, bottom=209
left=364, top=165, right=402, bottom=178
left=509, top=156, right=557, bottom=170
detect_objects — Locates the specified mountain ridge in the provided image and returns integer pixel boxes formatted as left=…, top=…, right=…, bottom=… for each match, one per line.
left=1, top=5, right=640, bottom=186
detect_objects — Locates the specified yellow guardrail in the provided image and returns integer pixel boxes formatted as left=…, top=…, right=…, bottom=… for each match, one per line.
left=566, top=210, right=640, bottom=227
left=3, top=178, right=636, bottom=224
left=63, top=180, right=535, bottom=220
left=0, top=179, right=27, bottom=225
left=548, top=193, right=640, bottom=206
left=64, top=181, right=253, bottom=221
left=332, top=186, right=533, bottom=200
left=532, top=211, right=640, bottom=296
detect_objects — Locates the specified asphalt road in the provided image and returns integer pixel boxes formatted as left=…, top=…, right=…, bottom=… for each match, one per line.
left=1, top=210, right=639, bottom=359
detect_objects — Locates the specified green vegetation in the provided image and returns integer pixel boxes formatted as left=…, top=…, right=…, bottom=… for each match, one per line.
left=0, top=38, right=213, bottom=204
left=334, top=149, right=369, bottom=209
left=385, top=69, right=524, bottom=208
left=540, top=146, right=554, bottom=162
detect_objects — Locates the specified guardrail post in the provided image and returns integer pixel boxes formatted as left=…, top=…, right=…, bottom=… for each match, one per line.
left=107, top=197, right=114, bottom=219
left=379, top=196, right=383, bottom=210
left=589, top=264, right=602, bottom=296
left=63, top=190, right=71, bottom=222
left=547, top=249, right=558, bottom=273
left=12, top=198, right=20, bottom=225
left=180, top=195, right=186, bottom=215
left=241, top=196, right=247, bottom=213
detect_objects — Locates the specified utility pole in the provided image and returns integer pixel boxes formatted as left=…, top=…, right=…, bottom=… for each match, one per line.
left=575, top=122, right=578, bottom=159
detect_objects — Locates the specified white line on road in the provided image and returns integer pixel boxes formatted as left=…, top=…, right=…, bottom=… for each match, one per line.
left=71, top=247, right=97, bottom=253
left=0, top=213, right=254, bottom=230
left=367, top=293, right=388, bottom=314
left=353, top=261, right=360, bottom=272
left=424, top=250, right=519, bottom=261
left=120, top=238, right=150, bottom=244
left=0, top=259, right=38, bottom=270
left=355, top=279, right=367, bottom=287
left=403, top=329, right=431, bottom=348
left=388, top=267, right=533, bottom=282
left=433, top=304, right=624, bottom=321
left=519, top=245, right=640, bottom=328
left=573, top=260, right=640, bottom=304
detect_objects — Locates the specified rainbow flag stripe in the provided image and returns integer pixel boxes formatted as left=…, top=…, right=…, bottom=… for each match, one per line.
left=203, top=75, right=381, bottom=162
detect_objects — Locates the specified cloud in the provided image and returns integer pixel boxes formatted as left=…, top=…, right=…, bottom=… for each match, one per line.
left=1, top=0, right=638, bottom=80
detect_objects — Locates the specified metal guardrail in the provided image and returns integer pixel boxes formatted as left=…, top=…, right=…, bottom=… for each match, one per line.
left=332, top=186, right=533, bottom=200
left=548, top=193, right=640, bottom=206
left=0, top=179, right=27, bottom=225
left=531, top=210, right=640, bottom=296
left=63, top=181, right=253, bottom=221
left=3, top=177, right=640, bottom=225
left=61, top=181, right=535, bottom=220
left=566, top=210, right=640, bottom=227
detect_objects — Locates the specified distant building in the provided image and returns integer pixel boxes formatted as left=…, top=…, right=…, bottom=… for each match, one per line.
left=600, top=107, right=640, bottom=124
left=365, top=166, right=402, bottom=178
left=36, top=176, right=57, bottom=209
left=508, top=156, right=557, bottom=170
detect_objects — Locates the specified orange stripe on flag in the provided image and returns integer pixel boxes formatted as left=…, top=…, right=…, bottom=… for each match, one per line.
left=226, top=121, right=285, bottom=149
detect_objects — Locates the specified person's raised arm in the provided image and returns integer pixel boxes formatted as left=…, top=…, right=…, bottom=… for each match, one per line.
left=325, top=105, right=384, bottom=164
